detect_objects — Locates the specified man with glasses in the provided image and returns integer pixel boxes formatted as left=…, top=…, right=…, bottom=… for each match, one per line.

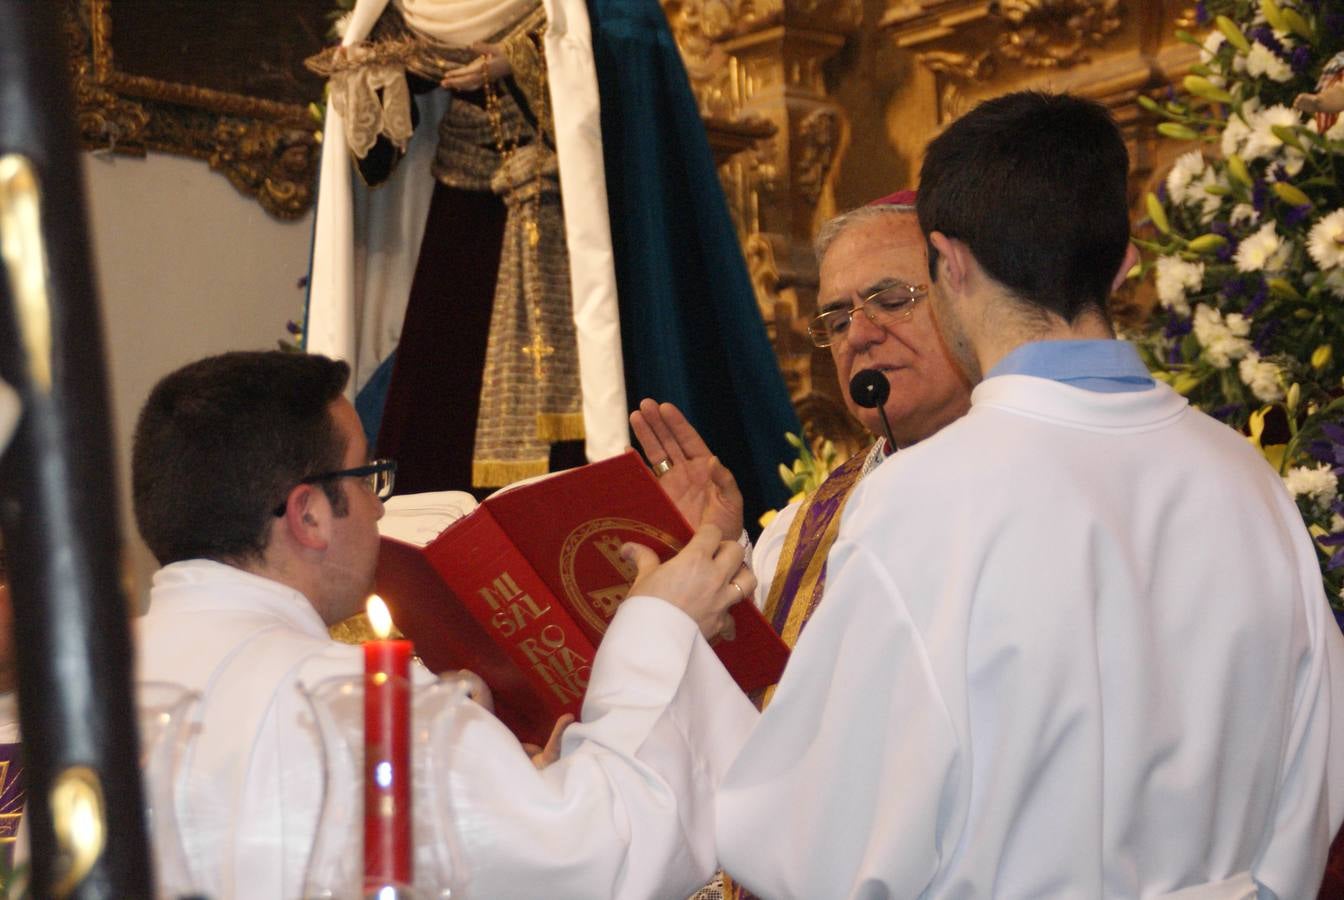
left=132, top=350, right=752, bottom=898
left=634, top=191, right=972, bottom=900
left=621, top=91, right=1344, bottom=897
left=634, top=192, right=970, bottom=656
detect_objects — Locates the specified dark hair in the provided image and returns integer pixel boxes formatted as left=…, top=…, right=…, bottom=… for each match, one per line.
left=132, top=351, right=351, bottom=566
left=917, top=91, right=1130, bottom=321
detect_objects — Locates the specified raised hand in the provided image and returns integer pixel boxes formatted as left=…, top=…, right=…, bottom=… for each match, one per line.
left=621, top=525, right=756, bottom=640
left=630, top=399, right=744, bottom=537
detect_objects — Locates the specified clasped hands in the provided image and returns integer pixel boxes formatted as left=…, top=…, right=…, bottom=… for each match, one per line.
left=439, top=42, right=512, bottom=91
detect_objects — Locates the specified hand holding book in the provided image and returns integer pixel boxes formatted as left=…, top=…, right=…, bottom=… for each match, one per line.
left=620, top=524, right=755, bottom=640
left=374, top=451, right=788, bottom=744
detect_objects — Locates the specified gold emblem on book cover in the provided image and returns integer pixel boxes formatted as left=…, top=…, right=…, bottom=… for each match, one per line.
left=560, top=517, right=685, bottom=635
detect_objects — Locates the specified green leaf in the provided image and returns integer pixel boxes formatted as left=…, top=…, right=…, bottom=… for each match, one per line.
left=1280, top=7, right=1312, bottom=40
left=1271, top=181, right=1311, bottom=207
left=1158, top=122, right=1201, bottom=141
left=1215, top=15, right=1252, bottom=53
left=1184, top=75, right=1234, bottom=104
left=1181, top=332, right=1201, bottom=362
left=1271, top=125, right=1304, bottom=152
left=1146, top=192, right=1171, bottom=234
left=1187, top=234, right=1228, bottom=253
left=1226, top=154, right=1252, bottom=187
left=1267, top=278, right=1303, bottom=301
left=1173, top=371, right=1205, bottom=395
left=1259, top=0, right=1290, bottom=33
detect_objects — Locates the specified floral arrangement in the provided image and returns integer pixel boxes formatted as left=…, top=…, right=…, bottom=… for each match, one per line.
left=760, top=432, right=840, bottom=528
left=1131, top=0, right=1344, bottom=616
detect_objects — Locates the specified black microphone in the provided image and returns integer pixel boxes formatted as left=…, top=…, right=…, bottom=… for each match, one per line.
left=849, top=370, right=898, bottom=451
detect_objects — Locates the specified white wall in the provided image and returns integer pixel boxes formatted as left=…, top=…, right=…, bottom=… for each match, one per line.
left=82, top=151, right=314, bottom=608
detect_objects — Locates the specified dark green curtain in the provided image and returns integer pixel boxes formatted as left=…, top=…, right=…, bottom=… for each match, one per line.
left=587, top=0, right=799, bottom=532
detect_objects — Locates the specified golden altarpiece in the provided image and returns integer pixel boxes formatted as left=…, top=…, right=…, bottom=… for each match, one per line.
left=66, top=0, right=1204, bottom=457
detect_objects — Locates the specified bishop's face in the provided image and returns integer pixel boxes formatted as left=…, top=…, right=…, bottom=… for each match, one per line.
left=818, top=213, right=971, bottom=448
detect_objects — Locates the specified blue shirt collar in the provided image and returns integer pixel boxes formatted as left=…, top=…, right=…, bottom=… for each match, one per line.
left=985, top=340, right=1155, bottom=393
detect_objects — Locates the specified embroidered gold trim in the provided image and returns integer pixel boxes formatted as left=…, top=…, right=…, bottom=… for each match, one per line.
left=536, top=411, right=585, bottom=442
left=472, top=458, right=550, bottom=486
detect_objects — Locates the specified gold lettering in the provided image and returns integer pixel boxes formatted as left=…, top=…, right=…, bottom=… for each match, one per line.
left=518, top=624, right=591, bottom=702
left=519, top=636, right=545, bottom=665
left=479, top=571, right=551, bottom=637
left=478, top=573, right=522, bottom=610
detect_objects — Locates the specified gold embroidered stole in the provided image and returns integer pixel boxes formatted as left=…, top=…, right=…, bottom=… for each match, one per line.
left=756, top=444, right=873, bottom=708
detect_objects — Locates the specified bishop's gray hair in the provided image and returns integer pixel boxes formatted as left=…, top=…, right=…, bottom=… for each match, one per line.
left=813, top=202, right=917, bottom=264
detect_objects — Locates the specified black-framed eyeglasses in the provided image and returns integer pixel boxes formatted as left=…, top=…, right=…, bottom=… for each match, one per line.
left=272, top=459, right=397, bottom=517
left=807, top=282, right=927, bottom=348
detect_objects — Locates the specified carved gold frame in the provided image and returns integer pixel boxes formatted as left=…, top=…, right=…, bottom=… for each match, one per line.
left=66, top=0, right=321, bottom=220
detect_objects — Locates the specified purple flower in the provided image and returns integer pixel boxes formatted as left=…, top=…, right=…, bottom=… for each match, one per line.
left=1249, top=25, right=1285, bottom=56
left=1252, top=316, right=1278, bottom=352
left=1164, top=314, right=1193, bottom=339
left=1211, top=403, right=1246, bottom=422
left=1291, top=45, right=1314, bottom=76
left=1308, top=423, right=1344, bottom=466
left=1244, top=278, right=1269, bottom=316
left=1221, top=275, right=1246, bottom=300
left=1216, top=239, right=1238, bottom=263
left=286, top=320, right=303, bottom=335
left=1210, top=220, right=1232, bottom=237
left=1252, top=180, right=1270, bottom=212
left=1195, top=1, right=1209, bottom=24
left=1164, top=315, right=1192, bottom=365
left=1285, top=203, right=1313, bottom=227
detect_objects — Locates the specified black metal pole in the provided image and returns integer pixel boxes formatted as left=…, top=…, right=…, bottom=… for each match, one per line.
left=0, top=3, right=154, bottom=897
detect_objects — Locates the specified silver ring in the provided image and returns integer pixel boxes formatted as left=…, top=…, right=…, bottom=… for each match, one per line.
left=653, top=458, right=673, bottom=477
left=728, top=580, right=744, bottom=601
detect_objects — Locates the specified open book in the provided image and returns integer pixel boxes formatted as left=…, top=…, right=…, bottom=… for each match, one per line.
left=374, top=451, right=789, bottom=744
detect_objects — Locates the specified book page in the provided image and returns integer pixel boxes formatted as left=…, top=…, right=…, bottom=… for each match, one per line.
left=378, top=491, right=478, bottom=547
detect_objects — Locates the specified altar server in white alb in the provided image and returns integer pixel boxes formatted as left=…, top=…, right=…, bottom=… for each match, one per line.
left=131, top=351, right=751, bottom=899
left=615, top=91, right=1344, bottom=898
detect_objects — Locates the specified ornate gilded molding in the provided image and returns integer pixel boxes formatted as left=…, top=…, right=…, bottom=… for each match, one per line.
left=661, top=0, right=864, bottom=446
left=794, top=107, right=842, bottom=206
left=65, top=0, right=320, bottom=220
left=883, top=0, right=1130, bottom=124
left=994, top=0, right=1124, bottom=70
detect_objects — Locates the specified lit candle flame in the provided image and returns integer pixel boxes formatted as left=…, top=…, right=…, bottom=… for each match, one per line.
left=366, top=594, right=393, bottom=639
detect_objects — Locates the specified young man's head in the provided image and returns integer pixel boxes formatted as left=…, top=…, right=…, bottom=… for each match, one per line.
left=812, top=202, right=971, bottom=448
left=132, top=352, right=384, bottom=622
left=916, top=92, right=1131, bottom=377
